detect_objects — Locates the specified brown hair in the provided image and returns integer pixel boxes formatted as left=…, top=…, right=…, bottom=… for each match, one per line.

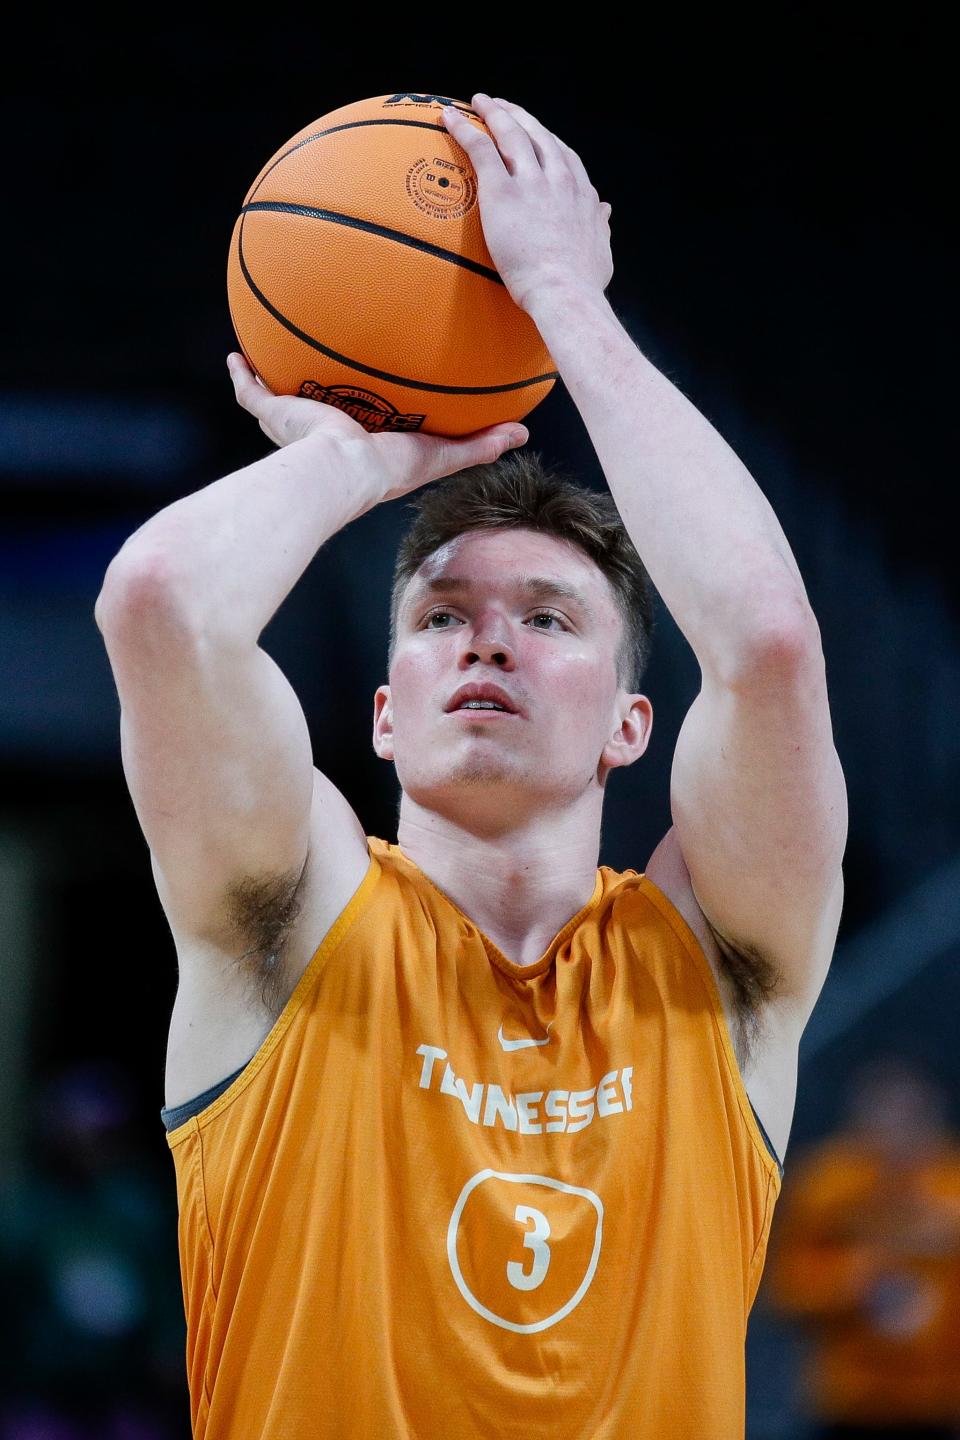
left=388, top=450, right=656, bottom=691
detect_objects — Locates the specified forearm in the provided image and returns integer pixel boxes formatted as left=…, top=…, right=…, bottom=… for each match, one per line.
left=99, top=433, right=380, bottom=643
left=526, top=283, right=816, bottom=682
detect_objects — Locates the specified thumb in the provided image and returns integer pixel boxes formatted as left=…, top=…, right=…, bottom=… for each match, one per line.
left=415, top=421, right=530, bottom=487
left=449, top=422, right=529, bottom=467
left=372, top=420, right=530, bottom=502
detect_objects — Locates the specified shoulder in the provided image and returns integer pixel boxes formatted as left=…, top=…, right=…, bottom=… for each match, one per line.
left=229, top=831, right=386, bottom=1021
left=643, top=827, right=807, bottom=1169
left=643, top=827, right=782, bottom=1076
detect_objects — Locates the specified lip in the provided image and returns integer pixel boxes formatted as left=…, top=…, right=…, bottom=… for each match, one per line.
left=445, top=682, right=521, bottom=716
left=449, top=707, right=517, bottom=719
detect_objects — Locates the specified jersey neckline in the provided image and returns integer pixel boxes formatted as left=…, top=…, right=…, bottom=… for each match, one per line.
left=373, top=838, right=606, bottom=980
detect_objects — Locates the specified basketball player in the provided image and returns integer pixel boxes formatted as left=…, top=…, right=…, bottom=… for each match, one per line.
left=95, top=94, right=847, bottom=1438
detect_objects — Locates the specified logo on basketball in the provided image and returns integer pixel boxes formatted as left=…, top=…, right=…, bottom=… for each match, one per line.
left=297, top=382, right=425, bottom=433
left=406, top=155, right=478, bottom=220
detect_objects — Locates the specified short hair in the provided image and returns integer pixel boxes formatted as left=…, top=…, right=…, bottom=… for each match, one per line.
left=388, top=449, right=656, bottom=692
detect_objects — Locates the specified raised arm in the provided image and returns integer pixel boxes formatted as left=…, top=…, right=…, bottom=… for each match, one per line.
left=442, top=95, right=848, bottom=1026
left=526, top=279, right=847, bottom=1025
left=96, top=358, right=529, bottom=976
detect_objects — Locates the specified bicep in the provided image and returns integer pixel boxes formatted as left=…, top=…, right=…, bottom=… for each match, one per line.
left=669, top=630, right=848, bottom=1019
left=100, top=567, right=325, bottom=951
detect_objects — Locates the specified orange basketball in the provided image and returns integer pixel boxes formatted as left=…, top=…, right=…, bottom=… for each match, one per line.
left=226, top=92, right=558, bottom=438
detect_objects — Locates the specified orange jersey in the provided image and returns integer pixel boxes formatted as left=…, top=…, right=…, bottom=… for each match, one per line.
left=766, top=1135, right=960, bottom=1424
left=162, top=837, right=783, bottom=1438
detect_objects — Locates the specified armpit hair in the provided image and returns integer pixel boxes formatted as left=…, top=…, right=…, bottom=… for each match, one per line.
left=708, top=927, right=783, bottom=1073
left=226, top=863, right=308, bottom=1019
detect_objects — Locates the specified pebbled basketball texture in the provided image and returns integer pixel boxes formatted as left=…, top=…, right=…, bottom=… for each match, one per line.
left=226, top=92, right=559, bottom=437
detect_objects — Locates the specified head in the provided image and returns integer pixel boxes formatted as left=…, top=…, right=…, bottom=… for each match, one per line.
left=372, top=450, right=656, bottom=836
left=846, top=1051, right=951, bottom=1163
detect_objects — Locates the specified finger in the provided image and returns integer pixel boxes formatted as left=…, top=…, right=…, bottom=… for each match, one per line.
left=555, top=138, right=599, bottom=198
left=493, top=97, right=598, bottom=202
left=486, top=96, right=573, bottom=181
left=376, top=420, right=528, bottom=498
left=466, top=92, right=547, bottom=176
left=231, top=352, right=277, bottom=396
left=227, top=353, right=272, bottom=415
left=439, top=104, right=511, bottom=181
left=430, top=422, right=529, bottom=480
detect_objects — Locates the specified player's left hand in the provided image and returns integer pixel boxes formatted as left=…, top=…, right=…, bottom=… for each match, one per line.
left=440, top=94, right=613, bottom=314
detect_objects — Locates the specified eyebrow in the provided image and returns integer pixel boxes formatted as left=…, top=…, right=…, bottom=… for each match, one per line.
left=406, top=573, right=597, bottom=623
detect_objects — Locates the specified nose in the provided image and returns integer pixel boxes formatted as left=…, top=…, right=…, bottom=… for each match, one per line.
left=459, top=608, right=517, bottom=669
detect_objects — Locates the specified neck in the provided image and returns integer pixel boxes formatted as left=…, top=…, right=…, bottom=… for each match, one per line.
left=395, top=791, right=603, bottom=967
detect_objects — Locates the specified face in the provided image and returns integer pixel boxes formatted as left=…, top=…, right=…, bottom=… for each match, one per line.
left=372, top=527, right=652, bottom=831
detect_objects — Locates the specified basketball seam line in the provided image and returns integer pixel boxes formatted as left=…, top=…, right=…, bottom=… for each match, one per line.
left=244, top=116, right=478, bottom=207
left=234, top=212, right=560, bottom=397
left=240, top=201, right=503, bottom=284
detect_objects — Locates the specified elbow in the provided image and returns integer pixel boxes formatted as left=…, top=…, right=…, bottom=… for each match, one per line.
left=730, top=606, right=824, bottom=689
left=758, top=612, right=823, bottom=665
left=94, top=552, right=183, bottom=635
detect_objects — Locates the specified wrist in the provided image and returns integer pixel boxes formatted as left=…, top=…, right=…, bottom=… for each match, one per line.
left=523, top=279, right=613, bottom=331
left=327, top=430, right=396, bottom=517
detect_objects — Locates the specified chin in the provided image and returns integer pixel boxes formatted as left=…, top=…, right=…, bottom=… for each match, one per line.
left=404, top=760, right=519, bottom=797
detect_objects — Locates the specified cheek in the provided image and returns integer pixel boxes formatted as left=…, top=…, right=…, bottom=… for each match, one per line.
left=540, top=645, right=611, bottom=709
left=389, top=647, right=441, bottom=726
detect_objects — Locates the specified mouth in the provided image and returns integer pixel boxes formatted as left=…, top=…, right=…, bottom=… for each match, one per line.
left=445, top=684, right=521, bottom=716
left=449, top=707, right=518, bottom=719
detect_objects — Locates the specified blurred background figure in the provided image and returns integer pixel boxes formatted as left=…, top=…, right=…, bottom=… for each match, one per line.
left=766, top=1053, right=960, bottom=1439
left=0, top=1059, right=186, bottom=1438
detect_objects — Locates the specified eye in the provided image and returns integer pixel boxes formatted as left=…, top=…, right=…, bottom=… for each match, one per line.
left=421, top=608, right=567, bottom=630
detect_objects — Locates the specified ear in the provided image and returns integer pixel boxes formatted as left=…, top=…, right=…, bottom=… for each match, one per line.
left=598, top=694, right=653, bottom=780
left=373, top=684, right=394, bottom=761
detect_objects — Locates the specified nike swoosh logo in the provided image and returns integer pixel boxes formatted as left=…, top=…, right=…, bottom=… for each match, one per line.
left=498, top=1021, right=554, bottom=1052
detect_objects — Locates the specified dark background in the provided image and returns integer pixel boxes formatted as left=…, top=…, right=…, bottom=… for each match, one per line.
left=0, top=16, right=955, bottom=1438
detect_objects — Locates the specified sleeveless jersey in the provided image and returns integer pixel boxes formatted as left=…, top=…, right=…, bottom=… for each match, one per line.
left=162, top=837, right=783, bottom=1438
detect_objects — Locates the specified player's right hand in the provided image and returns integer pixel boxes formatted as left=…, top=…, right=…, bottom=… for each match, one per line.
left=227, top=351, right=529, bottom=504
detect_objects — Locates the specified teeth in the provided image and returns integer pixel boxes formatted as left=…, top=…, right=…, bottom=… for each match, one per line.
left=461, top=700, right=505, bottom=710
